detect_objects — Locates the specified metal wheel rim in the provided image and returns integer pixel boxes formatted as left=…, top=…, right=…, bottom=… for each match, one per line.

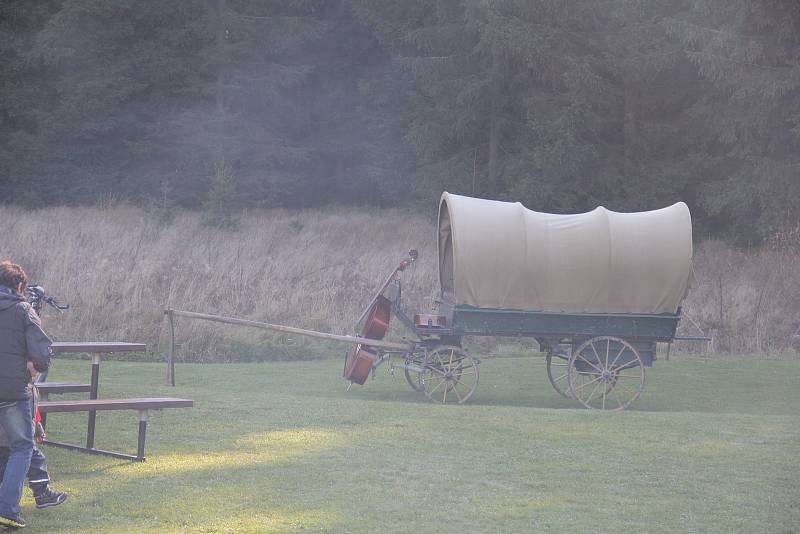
left=420, top=346, right=479, bottom=404
left=546, top=350, right=572, bottom=398
left=567, top=336, right=644, bottom=411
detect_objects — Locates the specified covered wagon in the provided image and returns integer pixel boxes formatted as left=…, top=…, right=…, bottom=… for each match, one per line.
left=344, top=192, right=694, bottom=409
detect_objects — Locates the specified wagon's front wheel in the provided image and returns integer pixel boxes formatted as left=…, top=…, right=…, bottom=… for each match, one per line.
left=403, top=354, right=424, bottom=392
left=420, top=345, right=479, bottom=404
left=567, top=336, right=644, bottom=410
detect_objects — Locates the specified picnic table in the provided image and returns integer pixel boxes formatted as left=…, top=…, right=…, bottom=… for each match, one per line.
left=39, top=342, right=192, bottom=461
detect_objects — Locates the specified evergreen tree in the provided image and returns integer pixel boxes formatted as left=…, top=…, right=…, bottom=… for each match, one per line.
left=22, top=0, right=213, bottom=205
left=352, top=1, right=538, bottom=200
left=0, top=0, right=61, bottom=205
left=668, top=0, right=800, bottom=241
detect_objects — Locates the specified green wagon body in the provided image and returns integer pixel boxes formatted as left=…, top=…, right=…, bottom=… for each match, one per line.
left=414, top=303, right=677, bottom=369
left=438, top=303, right=680, bottom=342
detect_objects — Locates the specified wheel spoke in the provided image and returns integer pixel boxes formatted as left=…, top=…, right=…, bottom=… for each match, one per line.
left=613, top=387, right=624, bottom=409
left=429, top=375, right=448, bottom=394
left=452, top=381, right=463, bottom=403
left=427, top=376, right=446, bottom=396
left=615, top=361, right=640, bottom=372
left=590, top=342, right=602, bottom=368
left=576, top=353, right=603, bottom=373
left=615, top=381, right=640, bottom=396
left=460, top=376, right=477, bottom=400
left=613, top=384, right=639, bottom=408
left=548, top=353, right=572, bottom=398
left=584, top=380, right=603, bottom=404
left=456, top=369, right=475, bottom=383
left=609, top=345, right=626, bottom=368
left=614, top=373, right=642, bottom=379
left=572, top=374, right=603, bottom=391
left=428, top=365, right=449, bottom=377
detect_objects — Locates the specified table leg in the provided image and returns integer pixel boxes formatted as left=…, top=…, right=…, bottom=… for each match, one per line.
left=87, top=354, right=101, bottom=449
left=137, top=410, right=149, bottom=461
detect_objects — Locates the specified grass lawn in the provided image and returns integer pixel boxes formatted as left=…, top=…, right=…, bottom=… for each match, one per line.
left=26, top=353, right=800, bottom=533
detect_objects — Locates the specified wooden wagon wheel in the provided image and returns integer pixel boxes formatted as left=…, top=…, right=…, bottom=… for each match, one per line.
left=567, top=336, right=645, bottom=410
left=409, top=337, right=462, bottom=392
left=419, top=345, right=479, bottom=404
left=403, top=354, right=424, bottom=391
left=545, top=346, right=572, bottom=398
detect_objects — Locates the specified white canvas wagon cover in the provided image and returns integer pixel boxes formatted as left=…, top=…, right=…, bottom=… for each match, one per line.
left=438, top=192, right=693, bottom=315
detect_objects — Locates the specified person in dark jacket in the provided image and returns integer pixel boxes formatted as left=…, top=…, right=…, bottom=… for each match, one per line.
left=0, top=261, right=52, bottom=529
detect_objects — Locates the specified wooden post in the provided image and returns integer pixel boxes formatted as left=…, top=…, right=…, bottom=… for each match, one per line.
left=166, top=310, right=176, bottom=386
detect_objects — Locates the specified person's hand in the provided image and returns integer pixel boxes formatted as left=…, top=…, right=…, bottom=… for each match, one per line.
left=26, top=360, right=38, bottom=380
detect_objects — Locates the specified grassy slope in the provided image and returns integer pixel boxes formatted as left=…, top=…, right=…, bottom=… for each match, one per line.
left=30, top=355, right=800, bottom=533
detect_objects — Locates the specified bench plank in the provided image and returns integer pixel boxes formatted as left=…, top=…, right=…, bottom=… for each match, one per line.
left=36, top=382, right=92, bottom=394
left=39, top=398, right=193, bottom=413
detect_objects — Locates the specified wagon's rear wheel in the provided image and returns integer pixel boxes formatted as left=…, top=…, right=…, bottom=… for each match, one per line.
left=567, top=336, right=644, bottom=410
left=545, top=346, right=572, bottom=398
left=420, top=345, right=479, bottom=404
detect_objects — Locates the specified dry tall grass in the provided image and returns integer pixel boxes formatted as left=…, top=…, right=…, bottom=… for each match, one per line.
left=1, top=205, right=438, bottom=361
left=683, top=237, right=800, bottom=353
left=1, top=205, right=797, bottom=360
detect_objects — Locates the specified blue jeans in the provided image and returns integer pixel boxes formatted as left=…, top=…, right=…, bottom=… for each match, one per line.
left=0, top=398, right=33, bottom=517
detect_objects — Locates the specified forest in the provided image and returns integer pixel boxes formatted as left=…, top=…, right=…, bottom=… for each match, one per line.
left=1, top=0, right=798, bottom=244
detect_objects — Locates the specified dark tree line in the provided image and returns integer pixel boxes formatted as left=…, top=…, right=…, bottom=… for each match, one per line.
left=1, top=0, right=798, bottom=243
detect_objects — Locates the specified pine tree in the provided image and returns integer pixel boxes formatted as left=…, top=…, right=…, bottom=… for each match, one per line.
left=351, top=1, right=538, bottom=200
left=667, top=0, right=800, bottom=241
left=0, top=0, right=62, bottom=205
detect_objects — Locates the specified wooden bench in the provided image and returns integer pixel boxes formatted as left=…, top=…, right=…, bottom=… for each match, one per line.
left=39, top=398, right=193, bottom=461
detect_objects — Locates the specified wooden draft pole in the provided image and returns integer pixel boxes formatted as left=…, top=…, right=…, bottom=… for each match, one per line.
left=162, top=309, right=412, bottom=385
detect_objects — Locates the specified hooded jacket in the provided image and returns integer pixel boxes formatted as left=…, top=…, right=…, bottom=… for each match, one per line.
left=0, top=287, right=51, bottom=401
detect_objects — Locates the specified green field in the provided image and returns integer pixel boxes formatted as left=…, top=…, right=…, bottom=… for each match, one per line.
left=27, top=354, right=800, bottom=533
